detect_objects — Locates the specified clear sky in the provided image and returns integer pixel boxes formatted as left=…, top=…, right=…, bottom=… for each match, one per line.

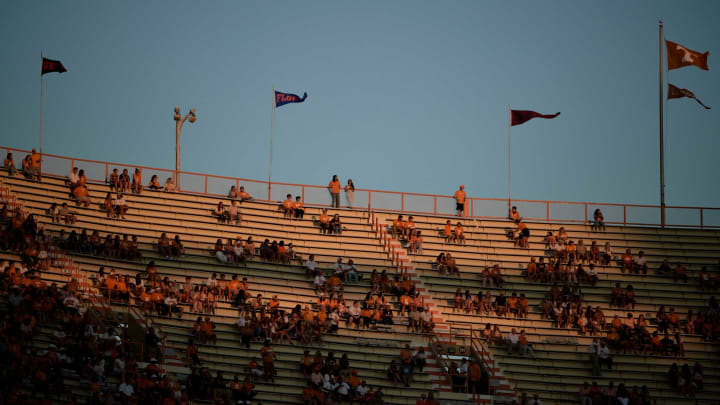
left=1, top=1, right=718, bottom=209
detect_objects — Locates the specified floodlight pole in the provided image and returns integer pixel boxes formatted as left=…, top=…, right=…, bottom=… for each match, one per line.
left=174, top=107, right=197, bottom=190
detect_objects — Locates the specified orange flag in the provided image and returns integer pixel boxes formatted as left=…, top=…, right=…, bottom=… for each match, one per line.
left=666, top=40, right=709, bottom=71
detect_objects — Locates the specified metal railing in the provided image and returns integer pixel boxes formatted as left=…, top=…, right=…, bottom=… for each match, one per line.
left=4, top=145, right=720, bottom=229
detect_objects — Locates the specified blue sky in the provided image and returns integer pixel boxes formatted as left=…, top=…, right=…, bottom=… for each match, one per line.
left=1, top=1, right=718, bottom=209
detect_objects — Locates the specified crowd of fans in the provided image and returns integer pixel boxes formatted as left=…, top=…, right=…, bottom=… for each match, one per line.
left=577, top=380, right=653, bottom=405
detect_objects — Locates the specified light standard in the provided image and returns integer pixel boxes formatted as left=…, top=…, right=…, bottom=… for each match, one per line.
left=173, top=106, right=196, bottom=189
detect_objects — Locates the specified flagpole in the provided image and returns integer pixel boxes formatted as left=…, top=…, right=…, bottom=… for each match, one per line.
left=659, top=20, right=666, bottom=227
left=268, top=86, right=275, bottom=200
left=508, top=105, right=511, bottom=210
left=40, top=51, right=44, bottom=158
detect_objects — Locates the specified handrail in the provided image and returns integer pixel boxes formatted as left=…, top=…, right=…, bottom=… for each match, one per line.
left=3, top=144, right=720, bottom=229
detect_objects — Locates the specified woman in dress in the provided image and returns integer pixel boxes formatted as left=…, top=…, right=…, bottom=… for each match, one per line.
left=344, top=179, right=355, bottom=208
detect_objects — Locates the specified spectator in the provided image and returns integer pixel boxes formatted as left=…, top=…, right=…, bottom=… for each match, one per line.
left=59, top=202, right=76, bottom=224
left=673, top=263, right=688, bottom=283
left=283, top=194, right=294, bottom=219
left=294, top=196, right=305, bottom=219
left=506, top=328, right=519, bottom=354
left=328, top=175, right=341, bottom=208
left=579, top=382, right=592, bottom=405
left=508, top=205, right=522, bottom=222
left=131, top=168, right=143, bottom=194
left=393, top=215, right=405, bottom=239
left=454, top=185, right=466, bottom=217
left=113, top=194, right=128, bottom=219
left=633, top=251, right=648, bottom=275
left=592, top=208, right=605, bottom=231
left=227, top=200, right=241, bottom=225
left=214, top=201, right=229, bottom=223
left=148, top=174, right=162, bottom=190
left=455, top=222, right=466, bottom=244
left=4, top=152, right=17, bottom=175
left=319, top=209, right=330, bottom=234
left=518, top=330, right=536, bottom=358
left=621, top=249, right=633, bottom=273
left=330, top=214, right=342, bottom=234
left=515, top=220, right=529, bottom=248
left=237, top=186, right=252, bottom=201
left=119, top=169, right=131, bottom=192
left=163, top=177, right=177, bottom=192
left=72, top=183, right=91, bottom=207
left=443, top=219, right=453, bottom=243
left=345, top=179, right=355, bottom=208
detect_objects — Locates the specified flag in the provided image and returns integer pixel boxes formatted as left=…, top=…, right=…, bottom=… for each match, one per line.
left=668, top=83, right=711, bottom=110
left=274, top=91, right=307, bottom=108
left=511, top=110, right=560, bottom=126
left=666, top=40, right=709, bottom=71
left=41, top=57, right=67, bottom=75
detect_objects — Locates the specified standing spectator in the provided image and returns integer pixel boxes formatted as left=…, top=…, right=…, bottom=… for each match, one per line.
left=328, top=175, right=341, bottom=208
left=454, top=185, right=466, bottom=217
left=345, top=179, right=355, bottom=208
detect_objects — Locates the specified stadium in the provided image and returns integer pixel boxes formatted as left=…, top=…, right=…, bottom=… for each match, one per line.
left=1, top=2, right=719, bottom=405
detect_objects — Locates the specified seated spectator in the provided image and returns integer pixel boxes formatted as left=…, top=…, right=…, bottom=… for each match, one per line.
left=24, top=148, right=41, bottom=180
left=329, top=214, right=342, bottom=234
left=592, top=208, right=605, bottom=231
left=673, top=263, right=688, bottom=283
left=172, top=235, right=186, bottom=258
left=157, top=233, right=171, bottom=258
left=131, top=168, right=143, bottom=194
left=214, top=201, right=229, bottom=223
left=4, top=152, right=17, bottom=175
left=506, top=328, right=520, bottom=354
left=518, top=330, right=536, bottom=358
left=621, top=249, right=633, bottom=273
left=103, top=192, right=115, bottom=218
left=148, top=174, right=162, bottom=190
left=214, top=239, right=228, bottom=264
left=392, top=215, right=404, bottom=239
left=446, top=253, right=459, bottom=276
left=294, top=196, right=305, bottom=219
left=72, top=183, right=91, bottom=207
left=633, top=251, right=648, bottom=275
left=436, top=253, right=448, bottom=275
left=404, top=216, right=416, bottom=239
left=508, top=205, right=522, bottom=222
left=454, top=222, right=466, bottom=244
left=515, top=220, right=529, bottom=248
left=59, top=202, right=76, bottom=224
left=283, top=194, right=294, bottom=219
left=237, top=186, right=253, bottom=201
left=226, top=200, right=241, bottom=225
left=113, top=194, right=128, bottom=219
left=119, top=169, right=131, bottom=192
left=319, top=209, right=330, bottom=234
left=163, top=177, right=177, bottom=192
left=443, top=219, right=453, bottom=243
left=656, top=258, right=672, bottom=275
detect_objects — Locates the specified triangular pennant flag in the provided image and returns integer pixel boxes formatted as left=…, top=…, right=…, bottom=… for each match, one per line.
left=274, top=91, right=307, bottom=108
left=668, top=83, right=711, bottom=110
left=511, top=110, right=561, bottom=126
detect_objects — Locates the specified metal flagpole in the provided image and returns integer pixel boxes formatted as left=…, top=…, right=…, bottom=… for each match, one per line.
left=40, top=52, right=44, bottom=157
left=268, top=86, right=275, bottom=200
left=659, top=20, right=666, bottom=227
left=508, top=106, right=511, bottom=210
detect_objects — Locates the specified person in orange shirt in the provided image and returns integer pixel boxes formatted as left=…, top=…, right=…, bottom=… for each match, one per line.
left=404, top=216, right=415, bottom=239
left=319, top=208, right=330, bottom=234
left=453, top=185, right=466, bottom=217
left=393, top=215, right=405, bottom=239
left=132, top=168, right=143, bottom=194
left=454, top=222, right=466, bottom=244
left=293, top=196, right=305, bottom=219
left=508, top=205, right=522, bottom=222
left=443, top=220, right=453, bottom=243
left=27, top=148, right=42, bottom=180
left=282, top=194, right=294, bottom=219
left=72, top=184, right=91, bottom=207
left=328, top=175, right=342, bottom=208
left=516, top=220, right=529, bottom=248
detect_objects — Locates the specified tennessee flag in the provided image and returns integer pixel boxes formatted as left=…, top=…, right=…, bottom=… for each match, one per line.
left=275, top=91, right=307, bottom=108
left=666, top=40, right=709, bottom=71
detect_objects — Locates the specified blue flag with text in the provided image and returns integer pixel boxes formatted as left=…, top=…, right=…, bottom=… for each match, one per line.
left=274, top=91, right=307, bottom=108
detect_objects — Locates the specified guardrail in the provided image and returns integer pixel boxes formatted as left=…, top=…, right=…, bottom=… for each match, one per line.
left=3, top=145, right=720, bottom=229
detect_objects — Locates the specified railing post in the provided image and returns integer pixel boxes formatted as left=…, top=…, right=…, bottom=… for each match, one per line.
left=623, top=205, right=627, bottom=226
left=368, top=191, right=372, bottom=211
left=204, top=175, right=208, bottom=194
left=401, top=192, right=405, bottom=212
left=104, top=163, right=108, bottom=182
left=584, top=203, right=588, bottom=224
left=700, top=208, right=704, bottom=229
left=301, top=185, right=305, bottom=204
left=434, top=196, right=437, bottom=215
left=470, top=198, right=474, bottom=218
left=546, top=202, right=550, bottom=221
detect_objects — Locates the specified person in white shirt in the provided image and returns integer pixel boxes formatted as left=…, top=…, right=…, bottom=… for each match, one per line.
left=113, top=194, right=128, bottom=219
left=634, top=251, right=648, bottom=275
left=304, top=255, right=318, bottom=277
left=333, top=258, right=345, bottom=279
left=355, top=381, right=369, bottom=397
left=345, top=259, right=359, bottom=284
left=314, top=273, right=326, bottom=293
left=68, top=167, right=80, bottom=189
left=63, top=294, right=80, bottom=310
left=348, top=302, right=361, bottom=328
left=114, top=357, right=126, bottom=375
left=118, top=377, right=134, bottom=398
left=506, top=328, right=520, bottom=354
